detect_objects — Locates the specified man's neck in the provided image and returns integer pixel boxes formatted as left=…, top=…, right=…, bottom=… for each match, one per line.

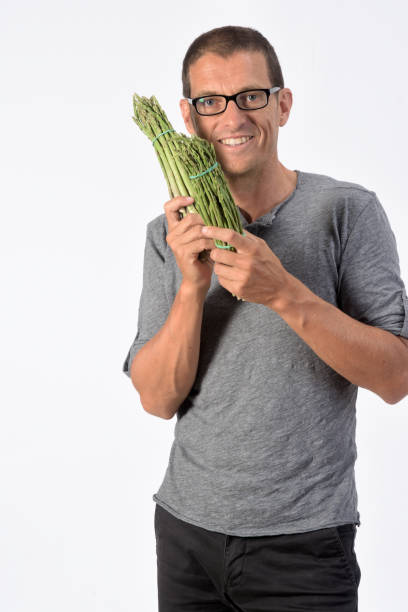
left=224, top=160, right=298, bottom=224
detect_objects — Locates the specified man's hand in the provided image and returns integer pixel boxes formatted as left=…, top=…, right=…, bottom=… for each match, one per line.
left=201, top=226, right=289, bottom=306
left=164, top=196, right=215, bottom=294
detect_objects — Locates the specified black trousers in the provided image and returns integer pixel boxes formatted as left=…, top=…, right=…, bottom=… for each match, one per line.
left=154, top=503, right=361, bottom=611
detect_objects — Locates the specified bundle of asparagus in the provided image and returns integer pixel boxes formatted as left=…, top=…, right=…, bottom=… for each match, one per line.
left=132, top=94, right=245, bottom=300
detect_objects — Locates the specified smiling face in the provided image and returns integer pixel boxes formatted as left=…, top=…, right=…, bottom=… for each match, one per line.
left=180, top=50, right=292, bottom=179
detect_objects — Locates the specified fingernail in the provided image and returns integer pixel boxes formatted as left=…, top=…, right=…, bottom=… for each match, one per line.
left=185, top=196, right=194, bottom=201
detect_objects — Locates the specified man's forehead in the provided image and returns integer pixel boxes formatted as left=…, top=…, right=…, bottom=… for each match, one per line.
left=189, top=50, right=270, bottom=96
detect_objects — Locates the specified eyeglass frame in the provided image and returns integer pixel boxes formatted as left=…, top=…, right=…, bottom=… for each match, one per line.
left=186, top=86, right=281, bottom=116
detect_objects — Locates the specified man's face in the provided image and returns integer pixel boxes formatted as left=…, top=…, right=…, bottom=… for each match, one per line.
left=180, top=50, right=291, bottom=178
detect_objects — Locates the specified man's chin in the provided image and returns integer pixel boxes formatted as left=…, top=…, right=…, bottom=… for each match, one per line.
left=218, top=158, right=254, bottom=179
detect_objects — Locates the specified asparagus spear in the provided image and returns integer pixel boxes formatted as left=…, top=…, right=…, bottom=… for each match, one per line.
left=132, top=94, right=245, bottom=300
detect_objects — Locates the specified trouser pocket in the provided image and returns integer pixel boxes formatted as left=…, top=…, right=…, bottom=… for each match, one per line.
left=331, top=524, right=361, bottom=588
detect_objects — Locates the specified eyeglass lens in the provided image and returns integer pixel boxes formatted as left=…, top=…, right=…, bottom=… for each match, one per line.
left=196, top=90, right=268, bottom=115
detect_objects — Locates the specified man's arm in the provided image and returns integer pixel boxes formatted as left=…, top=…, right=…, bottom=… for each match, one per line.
left=202, top=194, right=408, bottom=405
left=130, top=281, right=206, bottom=419
left=269, top=273, right=408, bottom=405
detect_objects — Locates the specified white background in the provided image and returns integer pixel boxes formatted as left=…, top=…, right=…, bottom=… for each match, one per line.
left=1, top=1, right=407, bottom=610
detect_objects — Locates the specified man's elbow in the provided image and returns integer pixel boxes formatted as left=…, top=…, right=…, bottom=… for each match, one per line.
left=388, top=337, right=408, bottom=404
left=381, top=378, right=408, bottom=405
left=378, top=337, right=408, bottom=404
left=385, top=387, right=407, bottom=405
left=129, top=374, right=175, bottom=419
left=140, top=395, right=175, bottom=419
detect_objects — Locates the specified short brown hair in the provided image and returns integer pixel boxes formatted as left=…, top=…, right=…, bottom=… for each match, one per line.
left=182, top=25, right=285, bottom=98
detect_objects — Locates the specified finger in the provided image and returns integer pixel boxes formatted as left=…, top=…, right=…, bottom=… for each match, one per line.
left=201, top=226, right=247, bottom=251
left=174, top=224, right=215, bottom=252
left=164, top=196, right=195, bottom=231
left=239, top=229, right=256, bottom=240
left=171, top=208, right=206, bottom=237
left=210, top=248, right=237, bottom=267
left=213, top=263, right=238, bottom=281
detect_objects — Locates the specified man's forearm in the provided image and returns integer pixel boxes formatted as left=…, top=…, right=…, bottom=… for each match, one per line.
left=130, top=281, right=206, bottom=419
left=269, top=272, right=408, bottom=404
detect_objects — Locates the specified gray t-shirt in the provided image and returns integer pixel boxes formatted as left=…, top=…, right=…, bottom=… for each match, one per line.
left=122, top=169, right=408, bottom=536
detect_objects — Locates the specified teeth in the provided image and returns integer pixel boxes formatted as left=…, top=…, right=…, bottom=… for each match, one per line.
left=220, top=136, right=252, bottom=146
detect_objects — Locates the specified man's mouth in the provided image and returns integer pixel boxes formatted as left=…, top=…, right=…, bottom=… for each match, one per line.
left=217, top=135, right=254, bottom=147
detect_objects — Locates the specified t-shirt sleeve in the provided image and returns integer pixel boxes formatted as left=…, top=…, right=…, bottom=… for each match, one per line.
left=122, top=219, right=170, bottom=378
left=337, top=193, right=408, bottom=338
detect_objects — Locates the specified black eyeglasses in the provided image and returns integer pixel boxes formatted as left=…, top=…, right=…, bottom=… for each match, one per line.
left=187, top=87, right=281, bottom=116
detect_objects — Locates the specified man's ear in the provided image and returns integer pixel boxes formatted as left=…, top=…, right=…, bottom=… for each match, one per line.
left=179, top=99, right=197, bottom=135
left=278, top=88, right=293, bottom=127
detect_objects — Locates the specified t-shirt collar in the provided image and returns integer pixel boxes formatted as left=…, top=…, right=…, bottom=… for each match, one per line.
left=237, top=169, right=301, bottom=228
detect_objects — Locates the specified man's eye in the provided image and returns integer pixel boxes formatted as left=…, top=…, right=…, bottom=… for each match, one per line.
left=197, top=98, right=215, bottom=105
left=247, top=94, right=258, bottom=101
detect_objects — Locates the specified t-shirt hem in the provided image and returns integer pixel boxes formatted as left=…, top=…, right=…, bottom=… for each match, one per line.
left=397, top=289, right=408, bottom=338
left=152, top=494, right=361, bottom=537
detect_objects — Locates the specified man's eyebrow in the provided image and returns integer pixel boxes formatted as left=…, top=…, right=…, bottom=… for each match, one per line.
left=193, top=86, right=266, bottom=98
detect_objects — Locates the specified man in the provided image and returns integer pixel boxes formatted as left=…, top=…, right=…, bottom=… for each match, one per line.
left=123, top=25, right=408, bottom=612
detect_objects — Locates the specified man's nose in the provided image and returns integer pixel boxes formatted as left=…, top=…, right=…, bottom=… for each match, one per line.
left=222, top=98, right=247, bottom=123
